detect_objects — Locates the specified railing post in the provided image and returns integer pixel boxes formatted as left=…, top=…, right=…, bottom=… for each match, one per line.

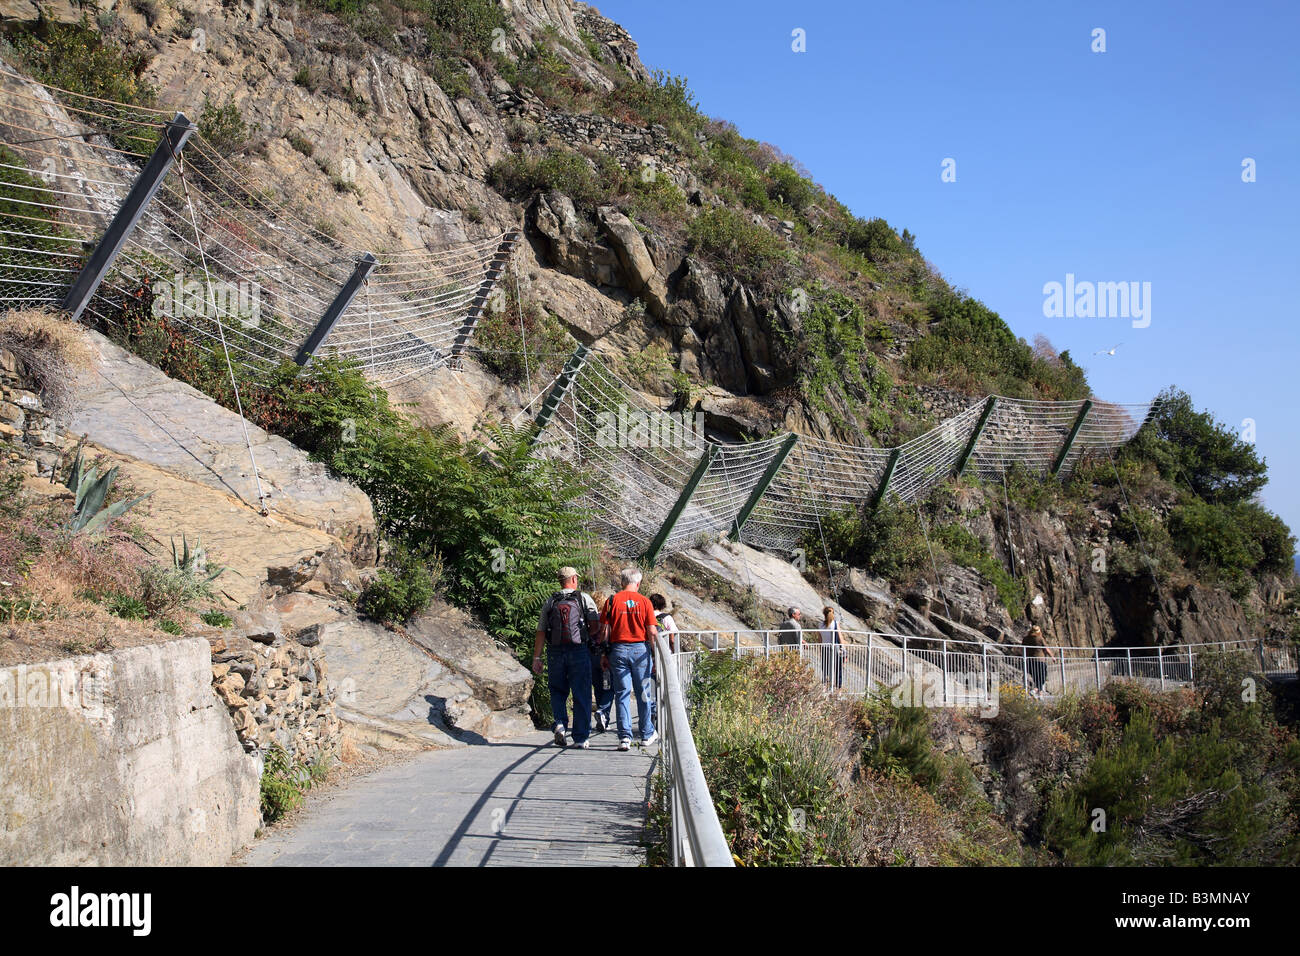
left=1188, top=647, right=1195, bottom=686
left=642, top=445, right=719, bottom=566
left=1094, top=648, right=1102, bottom=690
left=954, top=397, right=997, bottom=478
left=1051, top=400, right=1093, bottom=477
left=871, top=448, right=902, bottom=509
left=729, top=433, right=799, bottom=539
left=1158, top=646, right=1165, bottom=690
left=1022, top=646, right=1029, bottom=692
left=293, top=253, right=378, bottom=367
left=981, top=642, right=988, bottom=696
left=733, top=631, right=740, bottom=660
left=1126, top=646, right=1133, bottom=679
left=1059, top=652, right=1066, bottom=695
left=531, top=342, right=590, bottom=440
left=61, top=112, right=196, bottom=322
left=449, top=231, right=521, bottom=358
left=763, top=629, right=770, bottom=657
left=942, top=639, right=949, bottom=706
left=867, top=633, right=874, bottom=691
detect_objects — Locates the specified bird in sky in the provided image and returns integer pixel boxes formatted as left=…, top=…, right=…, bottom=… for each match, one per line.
left=1093, top=343, right=1122, bottom=356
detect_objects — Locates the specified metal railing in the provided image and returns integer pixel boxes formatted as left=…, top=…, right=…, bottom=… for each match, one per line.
left=671, top=630, right=1299, bottom=702
left=651, top=632, right=734, bottom=867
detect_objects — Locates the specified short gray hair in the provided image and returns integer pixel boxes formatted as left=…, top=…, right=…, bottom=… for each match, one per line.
left=620, top=567, right=643, bottom=588
left=788, top=606, right=800, bottom=617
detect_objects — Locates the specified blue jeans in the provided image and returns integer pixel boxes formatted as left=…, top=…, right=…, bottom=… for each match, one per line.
left=548, top=644, right=592, bottom=743
left=610, top=641, right=655, bottom=741
left=591, top=650, right=614, bottom=725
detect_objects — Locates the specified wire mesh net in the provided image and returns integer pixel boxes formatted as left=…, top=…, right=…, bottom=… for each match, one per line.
left=0, top=64, right=514, bottom=385
left=531, top=353, right=1158, bottom=560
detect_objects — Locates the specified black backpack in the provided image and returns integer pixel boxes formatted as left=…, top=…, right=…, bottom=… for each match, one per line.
left=546, top=591, right=595, bottom=647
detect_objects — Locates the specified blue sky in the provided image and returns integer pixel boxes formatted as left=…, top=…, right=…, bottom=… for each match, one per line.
left=597, top=0, right=1300, bottom=538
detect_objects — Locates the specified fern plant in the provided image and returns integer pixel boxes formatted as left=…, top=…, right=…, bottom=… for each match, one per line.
left=65, top=448, right=151, bottom=535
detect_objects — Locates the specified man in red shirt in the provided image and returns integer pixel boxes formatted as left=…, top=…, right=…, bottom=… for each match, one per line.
left=600, top=567, right=659, bottom=751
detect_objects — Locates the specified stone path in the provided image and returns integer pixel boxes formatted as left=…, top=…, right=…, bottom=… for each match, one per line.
left=241, top=731, right=656, bottom=866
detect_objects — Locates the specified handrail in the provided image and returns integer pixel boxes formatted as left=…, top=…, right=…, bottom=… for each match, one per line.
left=668, top=630, right=1298, bottom=701
left=652, top=632, right=734, bottom=867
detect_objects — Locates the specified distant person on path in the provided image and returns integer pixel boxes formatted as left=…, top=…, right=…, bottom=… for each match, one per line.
left=601, top=568, right=659, bottom=751
left=533, top=566, right=601, bottom=749
left=1024, top=624, right=1055, bottom=696
left=819, top=605, right=845, bottom=690
left=778, top=607, right=803, bottom=649
left=649, top=593, right=679, bottom=726
left=589, top=589, right=614, bottom=733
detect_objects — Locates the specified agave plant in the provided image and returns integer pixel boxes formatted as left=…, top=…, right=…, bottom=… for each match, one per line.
left=171, top=533, right=226, bottom=583
left=65, top=448, right=151, bottom=535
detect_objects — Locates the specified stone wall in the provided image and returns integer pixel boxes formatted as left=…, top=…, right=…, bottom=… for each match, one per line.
left=209, top=614, right=343, bottom=764
left=0, top=347, right=65, bottom=478
left=491, top=84, right=695, bottom=189
left=0, top=638, right=261, bottom=865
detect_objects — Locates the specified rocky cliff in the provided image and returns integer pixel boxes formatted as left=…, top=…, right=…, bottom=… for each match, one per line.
left=1, top=0, right=1293, bottom=655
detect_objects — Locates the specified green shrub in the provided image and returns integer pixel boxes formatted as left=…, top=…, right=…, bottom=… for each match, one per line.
left=767, top=162, right=817, bottom=213
left=197, top=96, right=249, bottom=156
left=935, top=522, right=1025, bottom=614
left=686, top=206, right=794, bottom=288
left=201, top=609, right=234, bottom=628
left=138, top=562, right=215, bottom=618
left=1127, top=387, right=1269, bottom=505
left=472, top=292, right=573, bottom=385
left=106, top=593, right=148, bottom=620
left=1169, top=499, right=1295, bottom=595
left=8, top=18, right=156, bottom=122
left=259, top=745, right=328, bottom=823
left=358, top=544, right=441, bottom=626
left=488, top=148, right=624, bottom=209
left=815, top=500, right=927, bottom=583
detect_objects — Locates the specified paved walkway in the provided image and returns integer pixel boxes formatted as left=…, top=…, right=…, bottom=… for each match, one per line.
left=241, top=731, right=656, bottom=866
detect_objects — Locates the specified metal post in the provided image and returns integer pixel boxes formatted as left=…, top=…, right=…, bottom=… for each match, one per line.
left=1094, top=649, right=1102, bottom=690
left=942, top=639, right=949, bottom=706
left=729, top=433, right=799, bottom=538
left=642, top=445, right=719, bottom=566
left=532, top=342, right=591, bottom=438
left=763, top=629, right=771, bottom=657
left=1051, top=400, right=1093, bottom=477
left=981, top=642, right=988, bottom=694
left=1188, top=648, right=1195, bottom=686
left=1059, top=652, right=1067, bottom=695
left=732, top=631, right=740, bottom=660
left=954, top=397, right=997, bottom=478
left=1022, top=646, right=1029, bottom=692
left=1126, top=646, right=1133, bottom=679
left=866, top=634, right=874, bottom=692
left=1158, top=646, right=1165, bottom=690
left=61, top=112, right=196, bottom=321
left=449, top=230, right=521, bottom=358
left=871, top=448, right=902, bottom=509
left=294, top=253, right=378, bottom=366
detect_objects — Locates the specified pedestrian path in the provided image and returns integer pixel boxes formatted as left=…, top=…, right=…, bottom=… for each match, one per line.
left=241, top=731, right=656, bottom=866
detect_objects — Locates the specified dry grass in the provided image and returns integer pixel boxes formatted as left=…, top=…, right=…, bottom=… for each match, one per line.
left=0, top=308, right=94, bottom=417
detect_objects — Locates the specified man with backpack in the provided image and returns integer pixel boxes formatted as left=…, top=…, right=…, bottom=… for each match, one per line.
left=601, top=568, right=659, bottom=751
left=533, top=566, right=601, bottom=749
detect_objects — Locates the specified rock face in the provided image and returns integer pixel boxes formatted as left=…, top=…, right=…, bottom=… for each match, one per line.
left=0, top=638, right=260, bottom=865
left=260, top=591, right=534, bottom=748
left=66, top=331, right=377, bottom=565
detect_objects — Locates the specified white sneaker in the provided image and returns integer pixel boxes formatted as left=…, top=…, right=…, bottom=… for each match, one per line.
left=553, top=724, right=567, bottom=746
left=594, top=712, right=609, bottom=733
left=641, top=732, right=659, bottom=747
left=575, top=739, right=590, bottom=750
left=617, top=738, right=631, bottom=752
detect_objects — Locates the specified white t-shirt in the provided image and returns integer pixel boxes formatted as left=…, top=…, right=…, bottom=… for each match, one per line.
left=656, top=612, right=678, bottom=648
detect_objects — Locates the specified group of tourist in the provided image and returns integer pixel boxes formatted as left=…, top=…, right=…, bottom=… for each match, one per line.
left=532, top=566, right=676, bottom=752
